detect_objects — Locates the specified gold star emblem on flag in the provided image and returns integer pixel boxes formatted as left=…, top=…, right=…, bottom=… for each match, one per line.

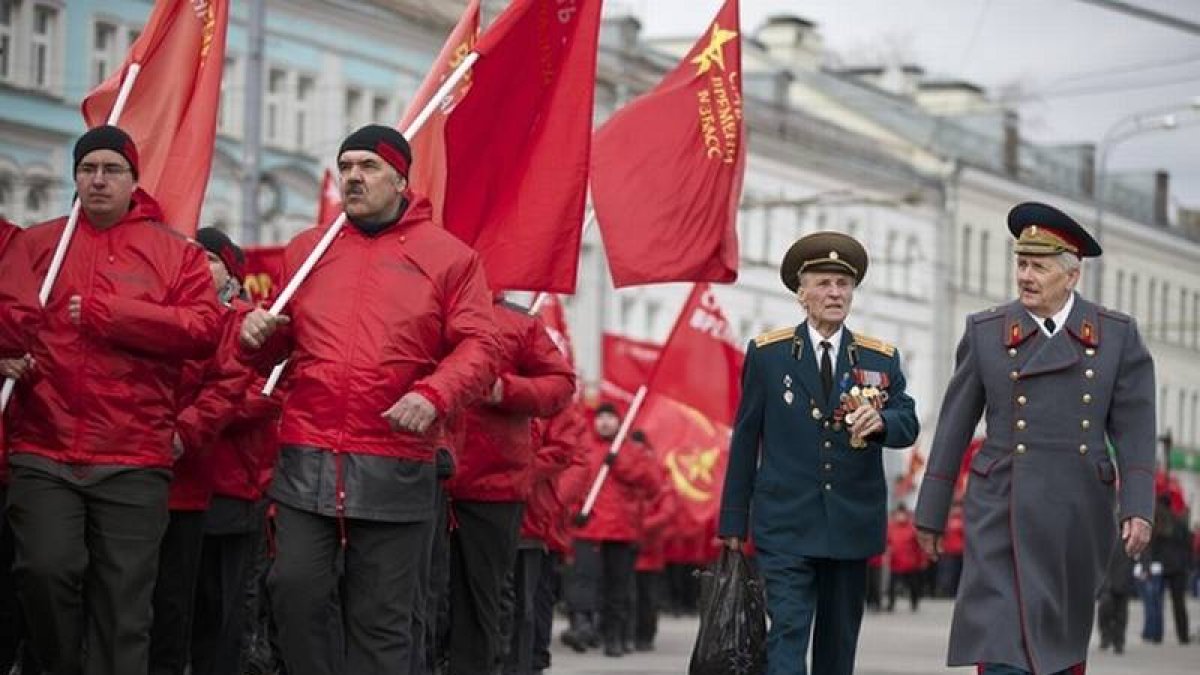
left=690, top=23, right=739, bottom=75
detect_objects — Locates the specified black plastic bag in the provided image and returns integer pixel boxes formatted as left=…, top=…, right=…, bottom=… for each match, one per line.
left=688, top=547, right=768, bottom=675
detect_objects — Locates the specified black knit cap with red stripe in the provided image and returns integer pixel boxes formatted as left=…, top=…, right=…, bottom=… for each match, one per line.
left=338, top=124, right=412, bottom=178
left=195, top=226, right=246, bottom=283
left=74, top=125, right=140, bottom=180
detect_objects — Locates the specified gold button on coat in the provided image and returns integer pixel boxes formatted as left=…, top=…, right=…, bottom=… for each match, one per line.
left=1008, top=348, right=1017, bottom=357
left=1017, top=395, right=1027, bottom=405
left=1082, top=393, right=1092, bottom=404
left=1016, top=444, right=1027, bottom=454
left=1010, top=370, right=1019, bottom=381
left=1085, top=369, right=1095, bottom=379
left=1081, top=419, right=1091, bottom=430
left=1016, top=420, right=1026, bottom=430
left=1079, top=444, right=1088, bottom=454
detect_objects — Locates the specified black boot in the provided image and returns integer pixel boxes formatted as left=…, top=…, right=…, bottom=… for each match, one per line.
left=559, top=612, right=590, bottom=653
left=603, top=621, right=624, bottom=658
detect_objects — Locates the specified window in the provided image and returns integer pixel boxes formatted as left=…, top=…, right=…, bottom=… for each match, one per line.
left=23, top=177, right=49, bottom=222
left=0, top=0, right=19, bottom=82
left=645, top=299, right=661, bottom=338
left=1129, top=275, right=1139, bottom=317
left=1193, top=291, right=1199, bottom=350
left=960, top=224, right=972, bottom=290
left=1179, top=287, right=1188, bottom=346
left=218, top=55, right=237, bottom=135
left=29, top=3, right=56, bottom=91
left=372, top=94, right=390, bottom=123
left=1161, top=282, right=1169, bottom=342
left=295, top=75, right=315, bottom=149
left=760, top=207, right=778, bottom=264
left=91, top=20, right=118, bottom=87
left=1177, top=389, right=1185, bottom=446
left=265, top=68, right=287, bottom=146
left=904, top=235, right=919, bottom=295
left=979, top=231, right=990, bottom=297
left=344, top=87, right=363, bottom=133
left=1004, top=239, right=1014, bottom=294
left=885, top=230, right=898, bottom=292
left=1148, top=279, right=1156, bottom=336
left=1114, top=270, right=1125, bottom=312
left=0, top=171, right=12, bottom=220
left=1191, top=391, right=1198, bottom=445
left=618, top=296, right=636, bottom=333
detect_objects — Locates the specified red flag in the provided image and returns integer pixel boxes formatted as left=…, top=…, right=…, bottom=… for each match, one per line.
left=440, top=0, right=602, bottom=292
left=242, top=245, right=285, bottom=305
left=81, top=0, right=229, bottom=236
left=397, top=0, right=480, bottom=226
left=600, top=333, right=662, bottom=407
left=591, top=0, right=744, bottom=287
left=634, top=284, right=743, bottom=536
left=534, top=294, right=576, bottom=370
left=315, top=169, right=342, bottom=229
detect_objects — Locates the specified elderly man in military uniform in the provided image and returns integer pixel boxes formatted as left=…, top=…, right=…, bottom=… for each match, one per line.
left=719, top=232, right=919, bottom=675
left=914, top=202, right=1156, bottom=675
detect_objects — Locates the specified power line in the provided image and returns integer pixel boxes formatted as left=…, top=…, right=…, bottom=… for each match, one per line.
left=1072, top=0, right=1200, bottom=37
left=1050, top=52, right=1200, bottom=85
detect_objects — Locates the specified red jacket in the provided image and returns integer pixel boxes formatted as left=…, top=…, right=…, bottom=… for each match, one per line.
left=448, top=301, right=574, bottom=501
left=169, top=302, right=268, bottom=510
left=1, top=217, right=28, bottom=484
left=571, top=430, right=660, bottom=543
left=241, top=194, right=499, bottom=463
left=887, top=514, right=926, bottom=574
left=7, top=190, right=221, bottom=468
left=636, top=473, right=677, bottom=572
left=209, top=370, right=281, bottom=502
left=520, top=404, right=587, bottom=552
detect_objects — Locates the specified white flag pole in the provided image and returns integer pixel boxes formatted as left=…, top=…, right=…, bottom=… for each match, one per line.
left=1, top=63, right=144, bottom=411
left=575, top=384, right=648, bottom=524
left=260, top=53, right=482, bottom=396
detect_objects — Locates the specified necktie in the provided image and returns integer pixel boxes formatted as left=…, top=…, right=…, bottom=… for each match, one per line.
left=820, top=340, right=833, bottom=399
left=1044, top=318, right=1056, bottom=334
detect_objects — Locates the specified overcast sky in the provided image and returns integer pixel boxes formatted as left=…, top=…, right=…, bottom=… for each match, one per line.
left=605, top=0, right=1200, bottom=208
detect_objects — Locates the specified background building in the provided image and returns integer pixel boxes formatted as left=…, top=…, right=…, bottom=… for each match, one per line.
left=1, top=0, right=1195, bottom=513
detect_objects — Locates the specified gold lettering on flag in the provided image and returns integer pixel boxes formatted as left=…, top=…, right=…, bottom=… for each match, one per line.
left=191, top=0, right=217, bottom=61
left=692, top=22, right=741, bottom=165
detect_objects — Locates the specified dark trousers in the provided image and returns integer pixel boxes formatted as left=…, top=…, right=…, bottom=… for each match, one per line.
left=597, top=541, right=637, bottom=642
left=424, top=488, right=451, bottom=674
left=502, top=547, right=544, bottom=675
left=530, top=552, right=559, bottom=672
left=887, top=570, right=922, bottom=612
left=865, top=565, right=882, bottom=611
left=757, top=553, right=867, bottom=675
left=447, top=500, right=523, bottom=675
left=149, top=509, right=207, bottom=675
left=565, top=540, right=600, bottom=615
left=634, top=570, right=662, bottom=646
left=269, top=503, right=431, bottom=675
left=1096, top=590, right=1129, bottom=649
left=7, top=466, right=169, bottom=675
left=979, top=665, right=1083, bottom=674
left=0, top=485, right=20, bottom=672
left=1164, top=572, right=1191, bottom=644
left=664, top=563, right=699, bottom=615
left=190, top=504, right=263, bottom=675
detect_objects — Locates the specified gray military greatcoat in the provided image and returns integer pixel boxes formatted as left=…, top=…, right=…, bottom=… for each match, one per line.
left=915, top=294, right=1156, bottom=674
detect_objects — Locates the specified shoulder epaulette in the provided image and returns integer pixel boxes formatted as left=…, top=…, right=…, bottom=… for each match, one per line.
left=970, top=307, right=1006, bottom=324
left=754, top=327, right=793, bottom=348
left=1097, top=307, right=1131, bottom=324
left=852, top=333, right=896, bottom=357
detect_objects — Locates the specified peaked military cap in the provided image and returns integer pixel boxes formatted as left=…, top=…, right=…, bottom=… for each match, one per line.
left=1007, top=201, right=1102, bottom=258
left=780, top=231, right=869, bottom=292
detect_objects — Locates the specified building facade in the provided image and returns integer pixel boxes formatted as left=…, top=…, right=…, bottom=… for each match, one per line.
left=2, top=1, right=1195, bottom=510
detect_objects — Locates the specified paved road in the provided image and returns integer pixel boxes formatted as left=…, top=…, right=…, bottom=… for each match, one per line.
left=548, top=595, right=1200, bottom=674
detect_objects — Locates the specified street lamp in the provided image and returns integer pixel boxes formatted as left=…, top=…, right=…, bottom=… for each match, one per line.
left=1091, top=98, right=1200, bottom=301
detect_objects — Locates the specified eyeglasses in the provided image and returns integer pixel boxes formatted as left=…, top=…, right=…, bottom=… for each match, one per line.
left=76, top=163, right=132, bottom=178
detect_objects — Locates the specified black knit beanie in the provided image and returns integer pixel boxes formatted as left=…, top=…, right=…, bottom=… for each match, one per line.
left=74, top=125, right=139, bottom=179
left=338, top=124, right=412, bottom=177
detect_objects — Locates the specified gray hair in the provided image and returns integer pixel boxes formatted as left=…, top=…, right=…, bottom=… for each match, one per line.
left=1054, top=252, right=1082, bottom=274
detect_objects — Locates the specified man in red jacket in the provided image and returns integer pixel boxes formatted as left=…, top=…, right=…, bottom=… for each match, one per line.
left=886, top=503, right=927, bottom=613
left=443, top=297, right=574, bottom=675
left=4, top=125, right=222, bottom=675
left=150, top=226, right=251, bottom=675
left=239, top=125, right=499, bottom=675
left=564, top=404, right=660, bottom=657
